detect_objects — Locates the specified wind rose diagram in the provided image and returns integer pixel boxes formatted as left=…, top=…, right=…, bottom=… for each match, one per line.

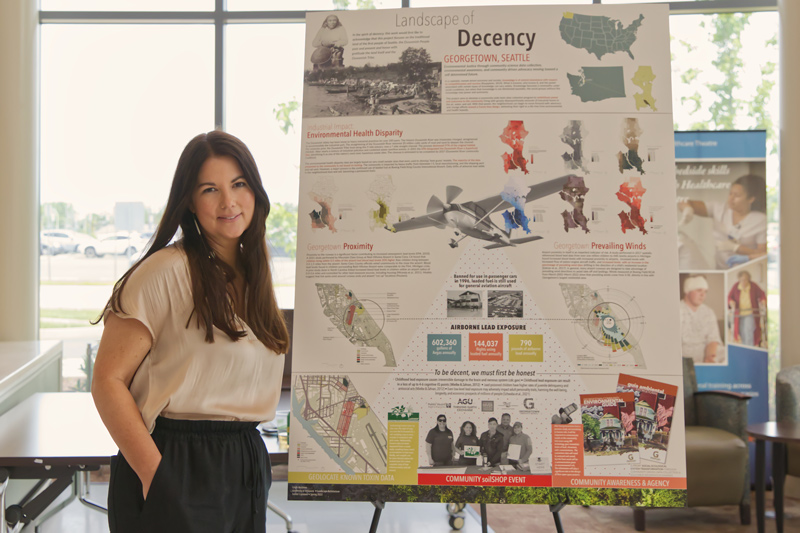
left=560, top=283, right=647, bottom=368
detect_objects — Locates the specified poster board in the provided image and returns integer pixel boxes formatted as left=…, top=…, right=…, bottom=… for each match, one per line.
left=289, top=4, right=686, bottom=507
left=675, top=129, right=769, bottom=427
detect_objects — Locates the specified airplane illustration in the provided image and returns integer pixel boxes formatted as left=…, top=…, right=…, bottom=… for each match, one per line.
left=387, top=175, right=574, bottom=249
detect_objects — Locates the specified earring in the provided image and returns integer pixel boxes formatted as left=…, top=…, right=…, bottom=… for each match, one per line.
left=193, top=215, right=215, bottom=259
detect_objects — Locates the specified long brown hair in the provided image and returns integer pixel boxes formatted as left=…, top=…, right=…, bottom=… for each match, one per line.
left=102, top=131, right=290, bottom=354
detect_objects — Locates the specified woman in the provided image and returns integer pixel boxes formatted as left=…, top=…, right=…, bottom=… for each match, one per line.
left=454, top=421, right=480, bottom=466
left=311, top=14, right=348, bottom=69
left=727, top=270, right=767, bottom=347
left=92, top=130, right=290, bottom=533
left=678, top=174, right=767, bottom=269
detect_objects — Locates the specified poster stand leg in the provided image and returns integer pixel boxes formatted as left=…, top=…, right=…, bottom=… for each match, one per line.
left=480, top=503, right=488, bottom=533
left=368, top=500, right=384, bottom=533
left=550, top=501, right=567, bottom=533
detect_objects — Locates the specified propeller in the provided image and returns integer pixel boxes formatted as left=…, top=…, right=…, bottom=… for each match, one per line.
left=427, top=195, right=445, bottom=214
left=446, top=186, right=463, bottom=204
left=427, top=186, right=463, bottom=214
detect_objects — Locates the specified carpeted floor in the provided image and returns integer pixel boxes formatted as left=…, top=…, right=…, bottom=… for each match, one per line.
left=473, top=492, right=800, bottom=532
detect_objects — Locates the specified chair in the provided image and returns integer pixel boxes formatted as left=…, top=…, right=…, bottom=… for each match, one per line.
left=775, top=366, right=800, bottom=509
left=633, top=357, right=751, bottom=530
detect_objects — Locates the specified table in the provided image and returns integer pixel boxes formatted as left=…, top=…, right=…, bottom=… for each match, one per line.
left=0, top=341, right=62, bottom=415
left=0, top=392, right=291, bottom=532
left=747, top=421, right=800, bottom=533
left=0, top=393, right=114, bottom=532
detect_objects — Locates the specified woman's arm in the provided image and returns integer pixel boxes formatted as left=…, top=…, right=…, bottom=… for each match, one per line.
left=677, top=200, right=709, bottom=217
left=736, top=242, right=767, bottom=258
left=92, top=312, right=162, bottom=499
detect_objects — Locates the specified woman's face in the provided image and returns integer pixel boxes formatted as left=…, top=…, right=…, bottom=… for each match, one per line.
left=325, top=16, right=339, bottom=29
left=191, top=155, right=255, bottom=252
left=728, top=183, right=754, bottom=213
left=464, top=424, right=473, bottom=436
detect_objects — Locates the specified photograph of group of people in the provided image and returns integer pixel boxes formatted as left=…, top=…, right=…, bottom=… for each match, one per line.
left=304, top=13, right=443, bottom=118
left=677, top=163, right=770, bottom=365
left=423, top=413, right=538, bottom=471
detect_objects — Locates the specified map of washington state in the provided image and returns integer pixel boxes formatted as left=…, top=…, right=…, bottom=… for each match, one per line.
left=631, top=66, right=657, bottom=111
left=559, top=12, right=645, bottom=60
left=316, top=283, right=396, bottom=367
left=567, top=67, right=626, bottom=103
left=293, top=375, right=388, bottom=475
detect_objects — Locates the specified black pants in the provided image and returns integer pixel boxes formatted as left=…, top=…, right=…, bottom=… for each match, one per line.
left=108, top=417, right=271, bottom=533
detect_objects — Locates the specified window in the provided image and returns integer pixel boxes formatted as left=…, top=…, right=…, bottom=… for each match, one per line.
left=40, top=22, right=214, bottom=388
left=39, top=1, right=780, bottom=394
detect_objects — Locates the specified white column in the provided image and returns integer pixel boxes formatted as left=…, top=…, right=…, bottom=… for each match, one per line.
left=0, top=0, right=39, bottom=340
left=780, top=0, right=800, bottom=498
left=781, top=0, right=800, bottom=369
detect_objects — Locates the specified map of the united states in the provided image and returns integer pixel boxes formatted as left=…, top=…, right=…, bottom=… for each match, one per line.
left=559, top=12, right=645, bottom=60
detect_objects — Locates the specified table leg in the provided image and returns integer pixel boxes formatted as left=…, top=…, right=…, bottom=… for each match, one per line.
left=755, top=439, right=765, bottom=533
left=77, top=472, right=107, bottom=514
left=1, top=468, right=8, bottom=533
left=773, top=442, right=786, bottom=533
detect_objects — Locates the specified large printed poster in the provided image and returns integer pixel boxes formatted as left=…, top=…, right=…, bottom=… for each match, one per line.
left=675, top=130, right=769, bottom=427
left=290, top=5, right=686, bottom=506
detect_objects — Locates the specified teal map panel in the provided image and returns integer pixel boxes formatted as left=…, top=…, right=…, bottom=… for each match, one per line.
left=566, top=66, right=626, bottom=102
left=559, top=12, right=644, bottom=60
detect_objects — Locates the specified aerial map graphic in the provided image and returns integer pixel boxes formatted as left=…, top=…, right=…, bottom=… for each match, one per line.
left=560, top=120, right=588, bottom=172
left=316, top=283, right=396, bottom=367
left=559, top=12, right=645, bottom=60
left=309, top=176, right=339, bottom=232
left=617, top=177, right=648, bottom=235
left=501, top=176, right=533, bottom=235
left=368, top=175, right=396, bottom=231
left=560, top=175, right=590, bottom=234
left=617, top=118, right=646, bottom=174
left=631, top=66, right=657, bottom=111
left=499, top=120, right=530, bottom=175
left=499, top=120, right=533, bottom=235
left=560, top=283, right=647, bottom=368
left=566, top=67, right=626, bottom=103
left=293, top=375, right=388, bottom=475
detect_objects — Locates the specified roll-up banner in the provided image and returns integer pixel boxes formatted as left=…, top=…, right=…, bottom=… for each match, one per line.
left=290, top=4, right=686, bottom=507
left=675, top=129, right=770, bottom=474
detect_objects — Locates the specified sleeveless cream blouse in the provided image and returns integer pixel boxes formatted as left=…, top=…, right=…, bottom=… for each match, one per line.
left=106, top=245, right=285, bottom=433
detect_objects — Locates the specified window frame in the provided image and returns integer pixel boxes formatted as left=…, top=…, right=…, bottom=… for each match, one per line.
left=39, top=0, right=777, bottom=129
